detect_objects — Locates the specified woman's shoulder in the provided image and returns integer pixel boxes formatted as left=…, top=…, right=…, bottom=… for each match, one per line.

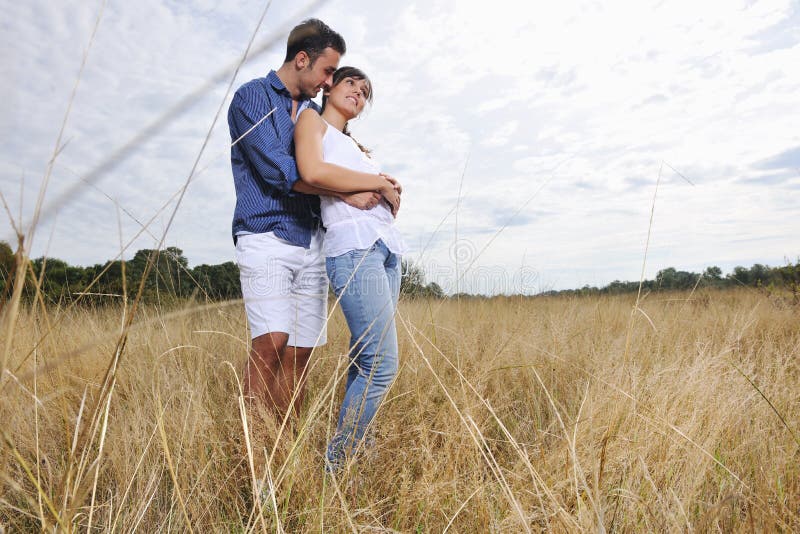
left=297, top=107, right=324, bottom=125
left=295, top=107, right=326, bottom=135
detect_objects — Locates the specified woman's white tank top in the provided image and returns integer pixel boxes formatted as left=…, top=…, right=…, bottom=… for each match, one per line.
left=319, top=121, right=406, bottom=258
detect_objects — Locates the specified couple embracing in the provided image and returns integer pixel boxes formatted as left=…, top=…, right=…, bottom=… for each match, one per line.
left=228, top=19, right=404, bottom=472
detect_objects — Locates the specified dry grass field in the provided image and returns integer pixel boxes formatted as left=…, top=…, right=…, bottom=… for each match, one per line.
left=1, top=288, right=798, bottom=532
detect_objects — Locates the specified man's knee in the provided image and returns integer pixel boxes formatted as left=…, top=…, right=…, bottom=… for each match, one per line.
left=284, top=346, right=313, bottom=372
left=250, top=332, right=289, bottom=365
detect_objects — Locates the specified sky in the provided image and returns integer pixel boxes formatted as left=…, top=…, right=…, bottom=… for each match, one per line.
left=1, top=0, right=798, bottom=294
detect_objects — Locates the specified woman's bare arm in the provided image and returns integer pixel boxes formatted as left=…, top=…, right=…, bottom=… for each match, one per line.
left=293, top=109, right=394, bottom=193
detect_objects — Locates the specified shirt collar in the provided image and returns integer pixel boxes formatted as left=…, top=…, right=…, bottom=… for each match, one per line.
left=267, top=70, right=294, bottom=99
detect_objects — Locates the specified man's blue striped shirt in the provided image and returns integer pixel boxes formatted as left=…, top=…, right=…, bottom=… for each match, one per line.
left=228, top=70, right=321, bottom=248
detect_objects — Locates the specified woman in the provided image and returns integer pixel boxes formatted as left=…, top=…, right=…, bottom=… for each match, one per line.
left=294, top=66, right=406, bottom=471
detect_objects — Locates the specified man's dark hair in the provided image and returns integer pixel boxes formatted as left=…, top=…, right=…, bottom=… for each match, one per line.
left=284, top=19, right=346, bottom=64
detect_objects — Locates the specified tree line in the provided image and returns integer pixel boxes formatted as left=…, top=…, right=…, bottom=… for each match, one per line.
left=0, top=241, right=444, bottom=305
left=0, top=241, right=796, bottom=305
left=0, top=242, right=241, bottom=305
left=540, top=262, right=800, bottom=297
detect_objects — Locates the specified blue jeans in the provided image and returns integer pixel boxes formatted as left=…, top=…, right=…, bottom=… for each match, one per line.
left=325, top=240, right=400, bottom=470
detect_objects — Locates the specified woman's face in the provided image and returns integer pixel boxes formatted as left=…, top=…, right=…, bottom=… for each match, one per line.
left=327, top=76, right=371, bottom=119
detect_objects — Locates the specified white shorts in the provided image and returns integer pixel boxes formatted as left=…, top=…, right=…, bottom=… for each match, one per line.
left=235, top=230, right=327, bottom=346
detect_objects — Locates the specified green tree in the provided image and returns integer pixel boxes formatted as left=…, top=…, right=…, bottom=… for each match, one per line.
left=655, top=268, right=677, bottom=289
left=193, top=261, right=241, bottom=300
left=771, top=260, right=800, bottom=302
left=94, top=260, right=127, bottom=301
left=748, top=263, right=770, bottom=286
left=400, top=259, right=444, bottom=299
left=423, top=281, right=445, bottom=299
left=704, top=266, right=722, bottom=279
left=728, top=266, right=751, bottom=286
left=128, top=247, right=192, bottom=300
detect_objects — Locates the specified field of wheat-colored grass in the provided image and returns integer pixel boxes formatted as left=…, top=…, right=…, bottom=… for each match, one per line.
left=1, top=288, right=798, bottom=532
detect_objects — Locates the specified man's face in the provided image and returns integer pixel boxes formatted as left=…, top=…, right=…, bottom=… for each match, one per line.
left=297, top=47, right=340, bottom=99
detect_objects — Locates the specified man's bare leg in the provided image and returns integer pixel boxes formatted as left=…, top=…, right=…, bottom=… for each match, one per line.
left=245, top=333, right=315, bottom=418
left=244, top=332, right=289, bottom=413
left=281, top=346, right=313, bottom=417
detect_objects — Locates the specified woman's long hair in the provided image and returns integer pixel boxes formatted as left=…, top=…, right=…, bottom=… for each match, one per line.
left=321, top=66, right=373, bottom=156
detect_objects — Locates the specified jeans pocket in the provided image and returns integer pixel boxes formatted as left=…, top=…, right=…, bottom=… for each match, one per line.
left=328, top=248, right=371, bottom=295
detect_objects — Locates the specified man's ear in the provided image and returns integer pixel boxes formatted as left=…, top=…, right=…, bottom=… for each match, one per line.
left=295, top=50, right=310, bottom=70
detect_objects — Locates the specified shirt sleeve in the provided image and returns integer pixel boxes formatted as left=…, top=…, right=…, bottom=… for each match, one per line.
left=228, top=89, right=300, bottom=196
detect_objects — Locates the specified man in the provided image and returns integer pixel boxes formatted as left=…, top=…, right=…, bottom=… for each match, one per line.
left=229, top=19, right=380, bottom=418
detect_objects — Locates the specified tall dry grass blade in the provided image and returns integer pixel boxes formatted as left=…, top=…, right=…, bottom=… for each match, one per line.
left=60, top=386, right=87, bottom=519
left=637, top=455, right=667, bottom=531
left=0, top=428, right=67, bottom=530
left=109, top=416, right=161, bottom=532
left=467, top=414, right=532, bottom=532
left=2, top=370, right=44, bottom=409
left=452, top=154, right=470, bottom=389
left=324, top=470, right=358, bottom=534
left=155, top=392, right=195, bottom=533
left=0, top=186, right=23, bottom=318
left=224, top=361, right=269, bottom=533
left=635, top=305, right=657, bottom=333
left=129, top=468, right=164, bottom=532
left=670, top=488, right=692, bottom=531
left=730, top=362, right=800, bottom=448
left=19, top=170, right=24, bottom=228
left=86, top=368, right=116, bottom=532
left=663, top=161, right=696, bottom=186
left=624, top=162, right=662, bottom=363
left=32, top=349, right=45, bottom=529
left=116, top=203, right=129, bottom=325
left=423, top=156, right=570, bottom=323
left=442, top=486, right=481, bottom=533
left=0, top=188, right=21, bottom=238
left=453, top=152, right=469, bottom=299
left=676, top=272, right=704, bottom=319
left=570, top=382, right=604, bottom=530
left=26, top=246, right=58, bottom=343
left=655, top=416, right=750, bottom=488
left=0, top=237, right=29, bottom=388
left=68, top=347, right=124, bottom=509
left=194, top=107, right=276, bottom=179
